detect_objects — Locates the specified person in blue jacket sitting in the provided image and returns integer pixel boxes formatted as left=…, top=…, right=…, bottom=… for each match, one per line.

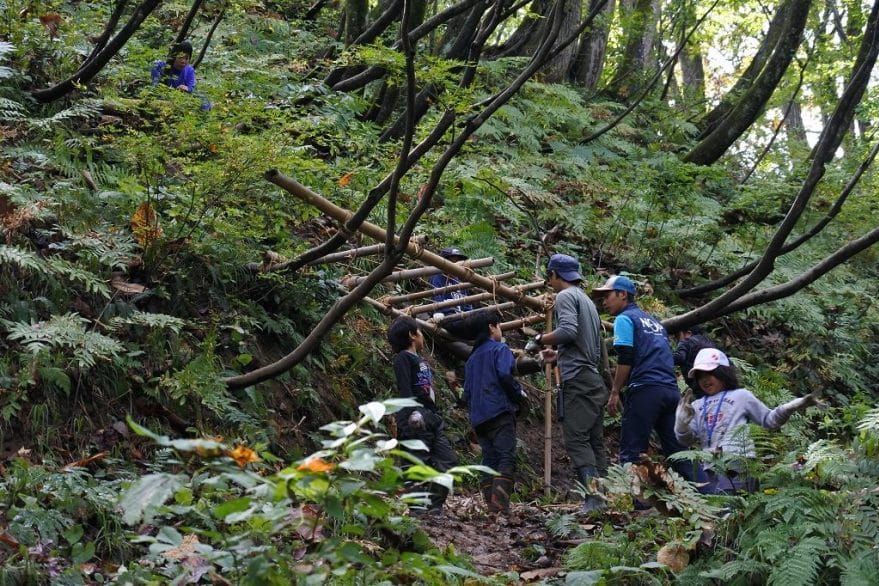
left=429, top=247, right=475, bottom=338
left=463, top=311, right=527, bottom=513
left=151, top=41, right=197, bottom=93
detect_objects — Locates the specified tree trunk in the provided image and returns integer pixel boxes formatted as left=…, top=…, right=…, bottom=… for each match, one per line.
left=344, top=0, right=369, bottom=45
left=193, top=0, right=227, bottom=68
left=606, top=0, right=660, bottom=98
left=174, top=0, right=204, bottom=45
left=486, top=0, right=549, bottom=58
left=542, top=0, right=580, bottom=82
left=679, top=39, right=705, bottom=106
left=570, top=0, right=615, bottom=88
left=85, top=0, right=129, bottom=63
left=683, top=0, right=811, bottom=165
left=785, top=99, right=808, bottom=147
left=32, top=0, right=162, bottom=103
left=698, top=0, right=790, bottom=135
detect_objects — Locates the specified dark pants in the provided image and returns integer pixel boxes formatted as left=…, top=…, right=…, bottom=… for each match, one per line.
left=620, top=384, right=700, bottom=482
left=475, top=412, right=517, bottom=481
left=398, top=409, right=458, bottom=472
left=562, top=368, right=609, bottom=473
left=398, top=409, right=458, bottom=508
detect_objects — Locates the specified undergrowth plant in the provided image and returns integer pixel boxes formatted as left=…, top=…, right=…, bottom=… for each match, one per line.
left=111, top=398, right=484, bottom=584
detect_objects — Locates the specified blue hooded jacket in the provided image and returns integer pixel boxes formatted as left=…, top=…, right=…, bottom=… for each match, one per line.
left=463, top=339, right=522, bottom=427
left=613, top=302, right=677, bottom=389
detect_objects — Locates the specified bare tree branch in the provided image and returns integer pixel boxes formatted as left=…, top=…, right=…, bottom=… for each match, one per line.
left=32, top=0, right=162, bottom=103
left=677, top=136, right=879, bottom=297
left=664, top=0, right=879, bottom=333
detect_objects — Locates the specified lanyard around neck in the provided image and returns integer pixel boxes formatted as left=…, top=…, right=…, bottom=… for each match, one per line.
left=701, top=390, right=728, bottom=445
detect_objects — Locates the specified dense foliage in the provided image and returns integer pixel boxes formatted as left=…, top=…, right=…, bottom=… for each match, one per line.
left=1, top=0, right=878, bottom=583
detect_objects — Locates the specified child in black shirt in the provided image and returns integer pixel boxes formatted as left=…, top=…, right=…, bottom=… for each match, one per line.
left=388, top=317, right=458, bottom=512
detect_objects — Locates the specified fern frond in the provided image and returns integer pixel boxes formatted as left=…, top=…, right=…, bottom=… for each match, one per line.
left=841, top=552, right=879, bottom=586
left=856, top=407, right=879, bottom=434
left=46, top=257, right=110, bottom=298
left=698, top=557, right=769, bottom=581
left=28, top=99, right=102, bottom=131
left=3, top=313, right=124, bottom=369
left=767, top=536, right=824, bottom=586
left=109, top=312, right=186, bottom=334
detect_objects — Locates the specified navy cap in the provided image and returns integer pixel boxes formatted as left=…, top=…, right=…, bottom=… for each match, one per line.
left=593, top=275, right=636, bottom=295
left=547, top=254, right=583, bottom=282
left=440, top=247, right=468, bottom=260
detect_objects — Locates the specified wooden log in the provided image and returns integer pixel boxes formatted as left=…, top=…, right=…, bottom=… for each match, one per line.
left=434, top=301, right=519, bottom=322
left=382, top=271, right=516, bottom=305
left=265, top=170, right=548, bottom=312
left=306, top=243, right=386, bottom=265
left=406, top=280, right=545, bottom=315
left=363, top=296, right=542, bottom=372
left=343, top=257, right=494, bottom=287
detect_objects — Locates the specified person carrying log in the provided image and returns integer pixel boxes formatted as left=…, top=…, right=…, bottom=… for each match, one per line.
left=462, top=311, right=527, bottom=514
left=526, top=254, right=609, bottom=512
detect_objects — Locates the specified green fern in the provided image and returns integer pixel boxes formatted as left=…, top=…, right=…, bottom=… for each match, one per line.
left=767, top=536, right=825, bottom=586
left=856, top=407, right=879, bottom=434
left=3, top=313, right=124, bottom=370
left=699, top=557, right=771, bottom=581
left=109, top=312, right=186, bottom=334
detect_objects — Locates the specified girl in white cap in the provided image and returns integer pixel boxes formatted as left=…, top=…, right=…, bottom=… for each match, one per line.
left=674, top=348, right=820, bottom=493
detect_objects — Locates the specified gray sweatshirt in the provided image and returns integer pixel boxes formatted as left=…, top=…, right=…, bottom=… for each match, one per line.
left=553, top=286, right=602, bottom=382
left=675, top=388, right=799, bottom=457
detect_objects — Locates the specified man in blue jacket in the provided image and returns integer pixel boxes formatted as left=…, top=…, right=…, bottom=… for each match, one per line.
left=463, top=311, right=526, bottom=513
left=593, top=275, right=699, bottom=482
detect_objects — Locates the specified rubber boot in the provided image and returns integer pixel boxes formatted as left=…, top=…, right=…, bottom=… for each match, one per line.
left=428, top=484, right=449, bottom=514
left=577, top=466, right=606, bottom=513
left=490, top=475, right=514, bottom=514
left=480, top=478, right=494, bottom=509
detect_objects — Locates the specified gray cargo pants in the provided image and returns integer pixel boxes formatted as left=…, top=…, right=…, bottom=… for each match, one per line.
left=562, top=367, right=609, bottom=473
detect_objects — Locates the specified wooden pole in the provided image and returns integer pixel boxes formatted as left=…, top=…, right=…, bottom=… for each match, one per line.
left=543, top=305, right=554, bottom=497
left=265, top=170, right=548, bottom=312
left=406, top=281, right=545, bottom=315
left=435, top=301, right=519, bottom=322
left=306, top=243, right=386, bottom=265
left=382, top=271, right=516, bottom=305
left=343, top=257, right=494, bottom=286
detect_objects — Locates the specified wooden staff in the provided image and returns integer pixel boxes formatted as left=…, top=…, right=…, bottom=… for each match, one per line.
left=265, top=170, right=547, bottom=312
left=406, top=281, right=545, bottom=315
left=344, top=257, right=494, bottom=286
left=544, top=305, right=553, bottom=497
left=382, top=271, right=516, bottom=305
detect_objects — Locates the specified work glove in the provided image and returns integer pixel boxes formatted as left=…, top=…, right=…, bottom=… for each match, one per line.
left=539, top=348, right=558, bottom=365
left=407, top=410, right=427, bottom=431
left=780, top=389, right=825, bottom=413
left=524, top=336, right=543, bottom=354
left=769, top=390, right=825, bottom=429
left=675, top=389, right=696, bottom=435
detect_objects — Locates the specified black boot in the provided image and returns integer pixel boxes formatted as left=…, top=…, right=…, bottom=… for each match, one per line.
left=577, top=466, right=606, bottom=513
left=480, top=478, right=493, bottom=508
left=491, top=475, right=514, bottom=513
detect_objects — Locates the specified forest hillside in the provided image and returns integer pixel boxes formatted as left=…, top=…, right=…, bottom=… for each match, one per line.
left=1, top=0, right=879, bottom=583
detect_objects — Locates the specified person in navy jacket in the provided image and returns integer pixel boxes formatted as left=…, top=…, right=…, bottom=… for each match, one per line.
left=593, top=275, right=700, bottom=483
left=463, top=311, right=526, bottom=513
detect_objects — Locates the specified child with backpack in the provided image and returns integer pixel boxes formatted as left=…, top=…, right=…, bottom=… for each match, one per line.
left=675, top=348, right=820, bottom=493
left=387, top=317, right=458, bottom=512
left=462, top=312, right=527, bottom=513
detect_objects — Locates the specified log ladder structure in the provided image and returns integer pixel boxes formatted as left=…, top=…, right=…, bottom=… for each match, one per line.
left=266, top=171, right=559, bottom=495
